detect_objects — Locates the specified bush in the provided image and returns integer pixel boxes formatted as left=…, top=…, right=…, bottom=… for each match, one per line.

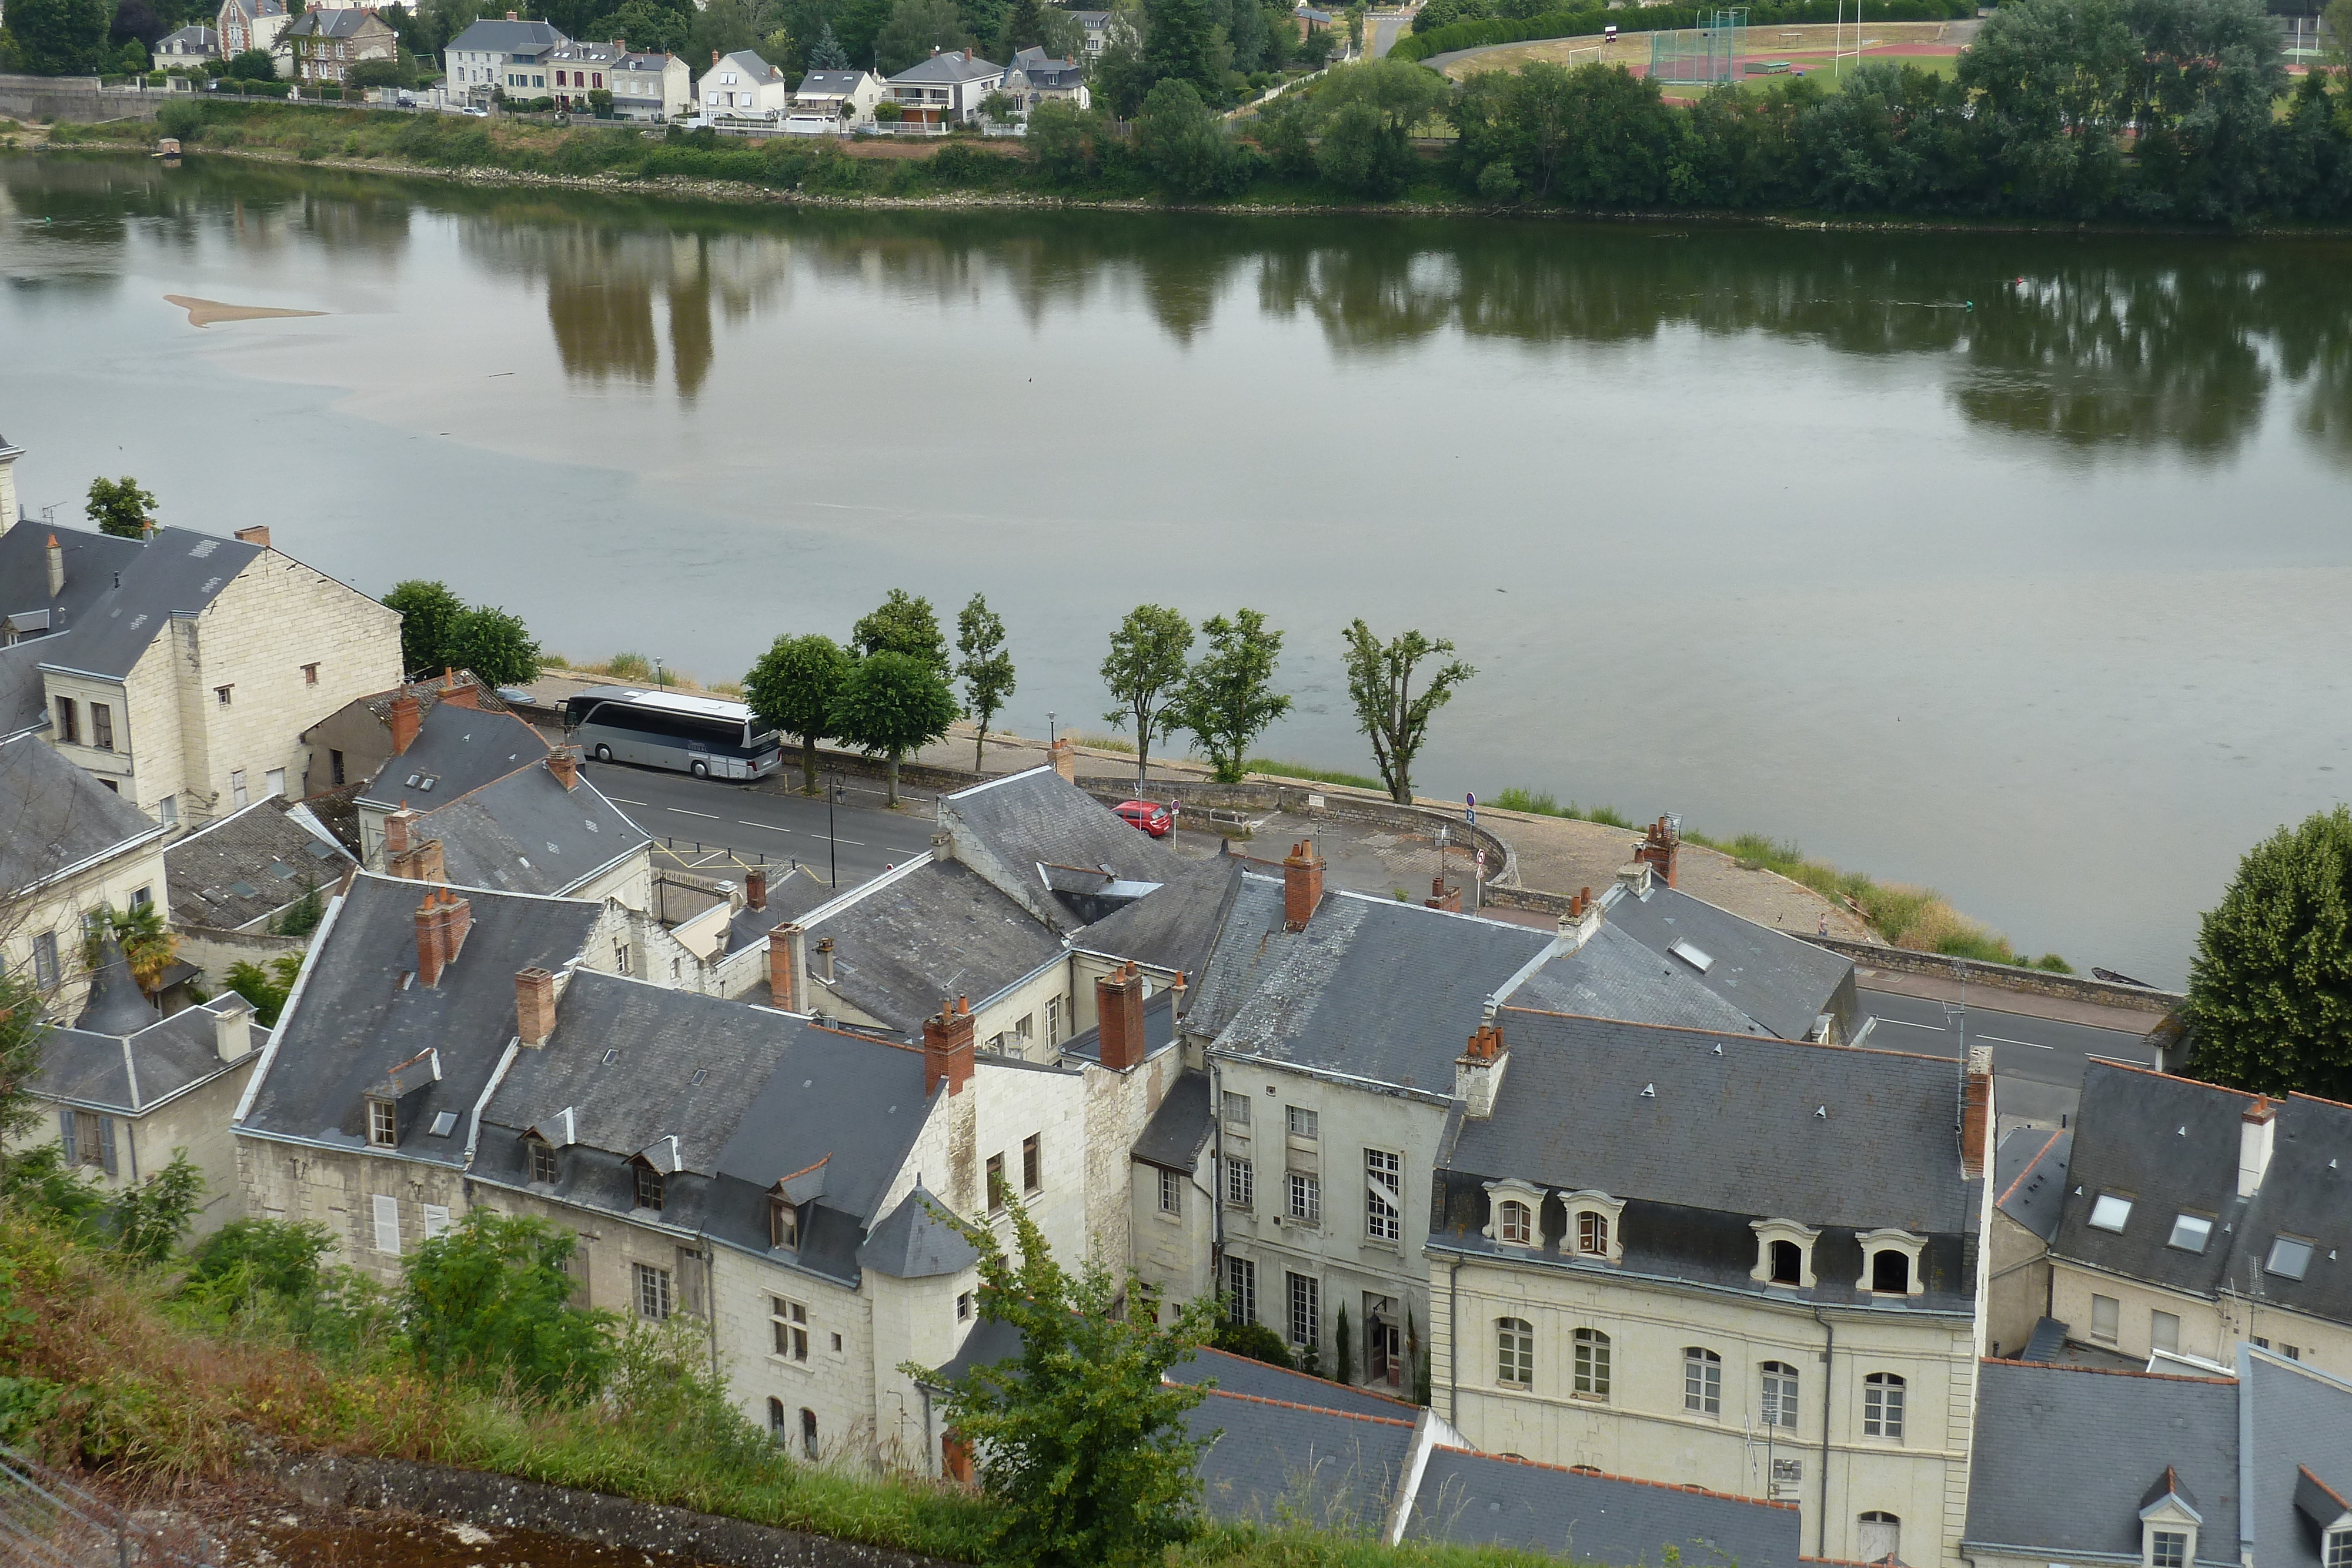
left=1212, top=1319, right=1294, bottom=1368
left=154, top=98, right=203, bottom=141
left=403, top=1209, right=616, bottom=1402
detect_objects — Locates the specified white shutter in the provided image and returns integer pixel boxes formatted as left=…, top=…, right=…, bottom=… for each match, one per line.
left=422, top=1203, right=452, bottom=1239
left=372, top=1193, right=401, bottom=1253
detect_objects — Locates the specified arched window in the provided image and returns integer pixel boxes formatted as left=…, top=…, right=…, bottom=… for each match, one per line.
left=1498, top=1199, right=1532, bottom=1245
left=800, top=1407, right=820, bottom=1460
left=1576, top=1211, right=1609, bottom=1256
left=1872, top=1249, right=1910, bottom=1294
left=1682, top=1347, right=1721, bottom=1416
left=1769, top=1239, right=1803, bottom=1285
left=1496, top=1318, right=1533, bottom=1387
left=1760, top=1362, right=1799, bottom=1429
left=1857, top=1512, right=1901, bottom=1563
left=766, top=1397, right=786, bottom=1440
left=1863, top=1373, right=1905, bottom=1440
left=1572, top=1328, right=1611, bottom=1399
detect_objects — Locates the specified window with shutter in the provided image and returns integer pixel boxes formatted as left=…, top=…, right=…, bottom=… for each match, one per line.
left=422, top=1204, right=452, bottom=1239
left=372, top=1193, right=401, bottom=1253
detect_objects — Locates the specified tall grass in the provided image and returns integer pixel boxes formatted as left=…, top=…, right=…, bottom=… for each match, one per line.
left=1244, top=759, right=1387, bottom=792
left=1486, top=788, right=1633, bottom=829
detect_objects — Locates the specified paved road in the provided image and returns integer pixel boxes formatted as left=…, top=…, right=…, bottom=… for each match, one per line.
left=1368, top=11, right=1410, bottom=58
left=581, top=760, right=937, bottom=894
left=1859, top=987, right=2154, bottom=1126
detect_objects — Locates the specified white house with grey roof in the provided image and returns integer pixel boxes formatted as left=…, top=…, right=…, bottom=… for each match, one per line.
left=793, top=68, right=884, bottom=122
left=443, top=12, right=569, bottom=102
left=610, top=48, right=690, bottom=119
left=0, top=731, right=172, bottom=1019
left=694, top=49, right=789, bottom=118
left=885, top=47, right=1005, bottom=125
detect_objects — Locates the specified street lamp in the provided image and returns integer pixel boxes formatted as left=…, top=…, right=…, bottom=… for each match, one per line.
left=1047, top=710, right=1057, bottom=747
left=653, top=657, right=666, bottom=691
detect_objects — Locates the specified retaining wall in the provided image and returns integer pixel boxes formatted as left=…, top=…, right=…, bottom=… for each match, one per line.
left=0, top=73, right=165, bottom=122
left=1795, top=934, right=2181, bottom=1015
left=172, top=922, right=308, bottom=985
left=1071, top=775, right=1519, bottom=887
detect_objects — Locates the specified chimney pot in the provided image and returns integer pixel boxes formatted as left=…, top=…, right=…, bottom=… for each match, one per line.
left=45, top=534, right=64, bottom=600
left=383, top=806, right=421, bottom=863
left=415, top=891, right=446, bottom=987
left=2239, top=1095, right=2278, bottom=1197
left=233, top=524, right=270, bottom=549
left=1425, top=873, right=1461, bottom=914
left=1282, top=840, right=1324, bottom=931
left=389, top=692, right=422, bottom=755
left=213, top=994, right=255, bottom=1063
left=1633, top=814, right=1681, bottom=888
left=1050, top=737, right=1077, bottom=783
left=411, top=836, right=446, bottom=885
left=515, top=965, right=557, bottom=1045
left=548, top=748, right=579, bottom=790
left=924, top=996, right=977, bottom=1096
left=1095, top=963, right=1148, bottom=1071
left=1960, top=1045, right=1994, bottom=1179
left=1456, top=1020, right=1508, bottom=1118
left=816, top=935, right=836, bottom=984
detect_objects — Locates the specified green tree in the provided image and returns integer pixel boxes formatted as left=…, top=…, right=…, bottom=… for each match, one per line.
left=830, top=650, right=958, bottom=807
left=1955, top=0, right=2136, bottom=214
left=955, top=593, right=1015, bottom=773
left=1134, top=77, right=1245, bottom=195
left=1100, top=604, right=1194, bottom=787
left=1335, top=1300, right=1354, bottom=1383
left=112, top=1152, right=203, bottom=1262
left=1141, top=0, right=1217, bottom=92
left=874, top=0, right=970, bottom=73
left=445, top=603, right=542, bottom=686
left=1340, top=620, right=1475, bottom=804
left=83, top=476, right=156, bottom=539
left=0, top=970, right=51, bottom=1146
left=223, top=952, right=305, bottom=1027
left=1029, top=98, right=1108, bottom=178
left=915, top=1195, right=1215, bottom=1568
left=999, top=0, right=1044, bottom=52
left=746, top=631, right=853, bottom=793
left=1090, top=0, right=1152, bottom=114
left=807, top=16, right=849, bottom=63
left=12, top=0, right=110, bottom=72
left=404, top=1209, right=617, bottom=1401
left=1175, top=608, right=1289, bottom=783
left=223, top=44, right=276, bottom=75
left=690, top=0, right=762, bottom=59
left=83, top=899, right=178, bottom=996
left=2183, top=807, right=2352, bottom=1100
left=851, top=587, right=951, bottom=677
left=383, top=579, right=466, bottom=678
left=1212, top=1318, right=1292, bottom=1366
left=610, top=0, right=690, bottom=51
left=2328, top=0, right=2352, bottom=65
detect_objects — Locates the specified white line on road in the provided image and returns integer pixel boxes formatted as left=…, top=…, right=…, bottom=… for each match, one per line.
left=668, top=808, right=721, bottom=820
left=830, top=837, right=865, bottom=847
left=1874, top=1018, right=1944, bottom=1031
left=607, top=797, right=647, bottom=805
left=1978, top=1034, right=2053, bottom=1049
left=740, top=821, right=793, bottom=831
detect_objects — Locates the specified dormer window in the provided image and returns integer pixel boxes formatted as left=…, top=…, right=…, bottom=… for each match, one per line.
left=1482, top=1179, right=1544, bottom=1249
left=528, top=1137, right=557, bottom=1184
left=1578, top=1211, right=1608, bottom=1255
left=1770, top=1241, right=1802, bottom=1284
left=1499, top=1200, right=1533, bottom=1245
left=368, top=1097, right=397, bottom=1146
left=636, top=1166, right=664, bottom=1211
left=1750, top=1219, right=1821, bottom=1290
left=1855, top=1228, right=1929, bottom=1298
left=1872, top=1249, right=1910, bottom=1293
left=1562, top=1190, right=1624, bottom=1262
left=2090, top=1192, right=2134, bottom=1232
left=2148, top=1531, right=2187, bottom=1568
left=2324, top=1529, right=2350, bottom=1568
left=771, top=1197, right=799, bottom=1249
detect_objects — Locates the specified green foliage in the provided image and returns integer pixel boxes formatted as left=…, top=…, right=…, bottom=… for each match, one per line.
left=955, top=593, right=1016, bottom=772
left=116, top=35, right=148, bottom=68
left=1242, top=758, right=1386, bottom=792
left=403, top=1209, right=617, bottom=1402
left=875, top=0, right=971, bottom=73
left=0, top=972, right=50, bottom=1147
left=1101, top=603, right=1195, bottom=785
left=155, top=98, right=205, bottom=141
left=12, top=0, right=111, bottom=72
left=223, top=44, right=276, bottom=75
left=383, top=579, right=466, bottom=678
left=851, top=587, right=950, bottom=677
left=2, top=1145, right=203, bottom=1263
left=83, top=475, right=156, bottom=539
left=82, top=899, right=178, bottom=995
left=270, top=876, right=325, bottom=938
left=746, top=631, right=853, bottom=792
left=1212, top=1318, right=1294, bottom=1367
left=807, top=16, right=849, bottom=64
left=1339, top=620, right=1475, bottom=805
left=1488, top=788, right=1631, bottom=828
left=1143, top=0, right=1222, bottom=93
left=917, top=1195, right=1215, bottom=1568
left=829, top=650, right=958, bottom=805
left=1175, top=608, right=1291, bottom=784
left=2184, top=807, right=2352, bottom=1099
left=1135, top=77, right=1250, bottom=195
left=110, top=1152, right=203, bottom=1263
left=445, top=603, right=542, bottom=686
left=1335, top=1302, right=1353, bottom=1385
left=348, top=55, right=410, bottom=87
left=222, top=953, right=304, bottom=1028
left=1029, top=98, right=1109, bottom=178
left=610, top=0, right=691, bottom=51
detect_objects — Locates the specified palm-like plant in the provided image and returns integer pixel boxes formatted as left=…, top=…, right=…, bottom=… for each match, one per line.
left=81, top=902, right=181, bottom=997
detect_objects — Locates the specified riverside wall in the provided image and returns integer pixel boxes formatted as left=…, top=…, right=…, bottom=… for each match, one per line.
left=0, top=74, right=166, bottom=122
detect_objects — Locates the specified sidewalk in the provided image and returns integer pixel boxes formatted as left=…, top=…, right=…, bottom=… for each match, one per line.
left=1845, top=964, right=2169, bottom=1034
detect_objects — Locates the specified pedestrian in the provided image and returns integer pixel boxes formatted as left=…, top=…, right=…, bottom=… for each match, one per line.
left=1818, top=911, right=1829, bottom=937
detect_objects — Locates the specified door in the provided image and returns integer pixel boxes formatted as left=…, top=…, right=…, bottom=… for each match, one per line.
left=1372, top=1320, right=1402, bottom=1386
left=1857, top=1513, right=1900, bottom=1564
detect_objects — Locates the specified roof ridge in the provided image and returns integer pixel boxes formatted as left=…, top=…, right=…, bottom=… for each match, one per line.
left=1192, top=1386, right=1414, bottom=1429
left=2300, top=1464, right=2351, bottom=1512
left=1995, top=1127, right=2069, bottom=1209
left=2084, top=1057, right=2254, bottom=1096
left=1498, top=1004, right=1959, bottom=1065
left=1429, top=1446, right=1794, bottom=1510
left=1188, top=1346, right=1422, bottom=1410
left=1979, top=1356, right=2236, bottom=1385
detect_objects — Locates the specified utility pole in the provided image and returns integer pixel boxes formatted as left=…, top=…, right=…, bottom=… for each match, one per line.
left=827, top=775, right=839, bottom=887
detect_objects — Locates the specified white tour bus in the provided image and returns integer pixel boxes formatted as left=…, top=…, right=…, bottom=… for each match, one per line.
left=562, top=688, right=783, bottom=780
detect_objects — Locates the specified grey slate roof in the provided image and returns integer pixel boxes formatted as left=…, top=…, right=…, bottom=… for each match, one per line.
left=1506, top=921, right=1772, bottom=1037
left=1131, top=1069, right=1211, bottom=1172
left=415, top=759, right=646, bottom=898
left=358, top=702, right=552, bottom=809
left=1167, top=1346, right=1422, bottom=1420
left=796, top=69, right=870, bottom=95
left=1963, top=1359, right=2241, bottom=1564
left=858, top=1185, right=978, bottom=1279
left=158, top=25, right=218, bottom=48
left=286, top=9, right=381, bottom=38
left=0, top=527, right=263, bottom=715
left=1596, top=881, right=1857, bottom=1042
left=1009, top=46, right=1084, bottom=84
left=0, top=731, right=164, bottom=898
left=1184, top=871, right=1289, bottom=1042
left=803, top=859, right=1063, bottom=1037
left=1073, top=854, right=1242, bottom=980
left=940, top=767, right=1183, bottom=928
left=704, top=48, right=779, bottom=80
left=934, top=1314, right=1023, bottom=1383
left=445, top=16, right=566, bottom=53
left=726, top=865, right=834, bottom=955
left=31, top=995, right=268, bottom=1115
left=166, top=797, right=352, bottom=930
left=75, top=938, right=159, bottom=1034
left=1061, top=989, right=1178, bottom=1066
left=1406, top=1449, right=1803, bottom=1567
left=240, top=873, right=602, bottom=1167
left=1212, top=891, right=1553, bottom=1095
left=887, top=49, right=1003, bottom=83
left=2241, top=1349, right=2352, bottom=1567
left=2227, top=1093, right=2352, bottom=1328
left=1994, top=1125, right=2073, bottom=1243
left=1185, top=1388, right=1416, bottom=1534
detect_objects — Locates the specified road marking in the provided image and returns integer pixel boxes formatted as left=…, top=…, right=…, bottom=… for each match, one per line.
left=740, top=821, right=794, bottom=831
left=668, top=808, right=721, bottom=820
left=1978, top=1034, right=2053, bottom=1049
left=830, top=837, right=866, bottom=847
left=1874, top=1018, right=1943, bottom=1032
left=888, top=847, right=924, bottom=856
left=607, top=797, right=647, bottom=805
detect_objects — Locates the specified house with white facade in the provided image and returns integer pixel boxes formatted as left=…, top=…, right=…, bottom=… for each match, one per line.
left=0, top=731, right=172, bottom=1020
left=610, top=48, right=690, bottom=119
left=443, top=12, right=569, bottom=103
left=156, top=25, right=220, bottom=59
left=885, top=48, right=1004, bottom=125
left=215, top=0, right=288, bottom=59
left=793, top=68, right=884, bottom=123
left=694, top=49, right=790, bottom=119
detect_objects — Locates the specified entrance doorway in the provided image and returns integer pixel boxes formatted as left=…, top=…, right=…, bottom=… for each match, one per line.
left=1366, top=1296, right=1404, bottom=1388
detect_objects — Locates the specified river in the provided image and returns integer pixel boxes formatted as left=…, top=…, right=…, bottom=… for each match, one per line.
left=4, top=152, right=2348, bottom=985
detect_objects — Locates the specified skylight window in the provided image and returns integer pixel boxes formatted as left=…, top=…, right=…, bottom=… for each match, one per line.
left=2266, top=1236, right=2314, bottom=1281
left=2167, top=1214, right=2213, bottom=1253
left=428, top=1111, right=458, bottom=1137
left=1669, top=939, right=1714, bottom=973
left=2089, top=1193, right=2133, bottom=1232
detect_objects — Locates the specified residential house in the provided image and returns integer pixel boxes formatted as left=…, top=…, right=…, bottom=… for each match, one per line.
left=1061, top=7, right=1111, bottom=55
left=792, top=68, right=884, bottom=123
left=1984, top=1125, right=2070, bottom=1360
left=163, top=793, right=355, bottom=985
left=156, top=26, right=221, bottom=59
left=0, top=499, right=401, bottom=834
left=443, top=12, right=568, bottom=102
left=609, top=48, right=689, bottom=119
left=1426, top=1009, right=1993, bottom=1567
left=20, top=945, right=265, bottom=1236
left=283, top=8, right=397, bottom=88
left=349, top=694, right=550, bottom=864
left=2036, top=1060, right=2352, bottom=1375
left=0, top=731, right=171, bottom=1019
left=297, top=668, right=510, bottom=801
left=885, top=48, right=1005, bottom=125
left=1003, top=46, right=1088, bottom=111
left=378, top=747, right=653, bottom=912
left=694, top=49, right=790, bottom=118
left=215, top=0, right=289, bottom=59
left=544, top=39, right=622, bottom=108
left=1962, top=1346, right=2352, bottom=1568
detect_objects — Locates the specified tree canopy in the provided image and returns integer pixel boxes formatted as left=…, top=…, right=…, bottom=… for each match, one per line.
left=956, top=593, right=1015, bottom=773
left=830, top=650, right=957, bottom=806
left=2184, top=807, right=2352, bottom=1100
left=403, top=1209, right=617, bottom=1401
left=851, top=587, right=952, bottom=677
left=1100, top=604, right=1195, bottom=787
left=12, top=0, right=111, bottom=73
left=1341, top=620, right=1475, bottom=805
left=746, top=631, right=853, bottom=793
left=382, top=580, right=540, bottom=686
left=83, top=476, right=156, bottom=540
left=1176, top=609, right=1290, bottom=784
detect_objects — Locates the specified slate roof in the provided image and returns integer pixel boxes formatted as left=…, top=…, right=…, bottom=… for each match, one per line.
left=0, top=731, right=165, bottom=898
left=858, top=1185, right=978, bottom=1279
left=285, top=9, right=384, bottom=38
left=445, top=16, right=566, bottom=53
left=2241, top=1349, right=2352, bottom=1567
left=1506, top=921, right=1772, bottom=1037
left=796, top=69, right=871, bottom=95
left=1185, top=1388, right=1416, bottom=1534
left=614, top=51, right=675, bottom=71
left=1963, top=1359, right=2241, bottom=1564
left=75, top=938, right=159, bottom=1034
left=239, top=874, right=602, bottom=1167
left=358, top=702, right=552, bottom=809
left=1184, top=871, right=1289, bottom=1042
left=726, top=865, right=834, bottom=955
left=158, top=25, right=219, bottom=48
left=934, top=1313, right=1024, bottom=1383
left=2227, top=1092, right=2352, bottom=1328
left=1212, top=891, right=1553, bottom=1095
left=702, top=48, right=780, bottom=82
left=1994, top=1125, right=2073, bottom=1244
left=0, top=526, right=262, bottom=702
left=1072, top=854, right=1241, bottom=979
left=1132, top=1069, right=1212, bottom=1172
left=1406, top=1449, right=1803, bottom=1567
left=166, top=797, right=353, bottom=930
left=1596, top=881, right=1857, bottom=1042
left=888, top=49, right=1004, bottom=83
left=940, top=767, right=1183, bottom=928
left=1167, top=1346, right=1422, bottom=1420
left=1060, top=989, right=1178, bottom=1066
left=413, top=758, right=647, bottom=898
left=1009, top=45, right=1084, bottom=83
left=32, top=995, right=268, bottom=1115
left=800, top=858, right=1063, bottom=1037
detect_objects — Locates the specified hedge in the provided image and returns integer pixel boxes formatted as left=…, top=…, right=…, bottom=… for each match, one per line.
left=1393, top=0, right=1975, bottom=60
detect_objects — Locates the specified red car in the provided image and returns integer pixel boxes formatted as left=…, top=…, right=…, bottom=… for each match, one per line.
left=1115, top=800, right=1174, bottom=837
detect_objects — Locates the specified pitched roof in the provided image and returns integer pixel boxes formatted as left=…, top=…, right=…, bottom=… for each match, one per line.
left=1184, top=870, right=1288, bottom=1042
left=615, top=50, right=675, bottom=69
left=166, top=796, right=353, bottom=930
left=159, top=25, right=219, bottom=44
left=75, top=938, right=159, bottom=1034
left=1963, top=1359, right=2240, bottom=1564
left=1167, top=1345, right=1422, bottom=1420
left=2225, top=1092, right=2352, bottom=1326
left=285, top=9, right=383, bottom=38
left=1072, top=854, right=1241, bottom=978
left=413, top=758, right=646, bottom=898
left=1994, top=1125, right=2073, bottom=1243
left=1405, top=1449, right=1803, bottom=1567
left=1508, top=920, right=1773, bottom=1037
left=1131, top=1068, right=1211, bottom=1172
left=358, top=701, right=552, bottom=808
left=2241, top=1350, right=2352, bottom=1566
left=445, top=15, right=566, bottom=52
left=726, top=865, right=834, bottom=955
left=888, top=49, right=1003, bottom=82
left=0, top=731, right=165, bottom=898
left=1184, top=1387, right=1416, bottom=1534
left=1596, top=881, right=1856, bottom=1042
left=701, top=48, right=778, bottom=80
left=796, top=68, right=871, bottom=93
left=800, top=858, right=1063, bottom=1037
left=1061, top=988, right=1178, bottom=1066
left=32, top=994, right=268, bottom=1115
left=858, top=1185, right=979, bottom=1279
left=239, top=873, right=602, bottom=1167
left=939, top=767, right=1185, bottom=931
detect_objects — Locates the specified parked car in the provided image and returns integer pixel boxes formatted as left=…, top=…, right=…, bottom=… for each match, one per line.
left=1114, top=800, right=1174, bottom=838
left=463, top=104, right=489, bottom=116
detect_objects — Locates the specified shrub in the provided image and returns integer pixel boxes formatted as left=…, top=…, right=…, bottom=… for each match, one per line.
left=1212, top=1319, right=1294, bottom=1368
left=154, top=98, right=203, bottom=142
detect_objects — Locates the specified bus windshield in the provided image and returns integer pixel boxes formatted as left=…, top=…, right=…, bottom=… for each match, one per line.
left=563, top=690, right=781, bottom=781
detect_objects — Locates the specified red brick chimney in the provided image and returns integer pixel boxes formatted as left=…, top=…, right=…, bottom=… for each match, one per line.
left=746, top=867, right=767, bottom=911
left=415, top=890, right=448, bottom=987
left=1282, top=840, right=1324, bottom=932
left=1050, top=738, right=1076, bottom=783
left=711, top=48, right=720, bottom=63
left=440, top=674, right=480, bottom=710
left=389, top=692, right=422, bottom=755
left=1096, top=962, right=1147, bottom=1071
left=410, top=837, right=446, bottom=884
left=383, top=806, right=420, bottom=861
left=233, top=524, right=271, bottom=548
left=768, top=922, right=806, bottom=1010
left=1425, top=874, right=1461, bottom=914
left=924, top=996, right=975, bottom=1097
left=548, top=749, right=579, bottom=791
left=1456, top=1009, right=1507, bottom=1118
left=516, top=965, right=556, bottom=1045
left=1960, top=1045, right=1993, bottom=1179
left=1634, top=815, right=1680, bottom=888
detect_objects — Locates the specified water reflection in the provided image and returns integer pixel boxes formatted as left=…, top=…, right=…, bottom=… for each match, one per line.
left=6, top=153, right=2351, bottom=465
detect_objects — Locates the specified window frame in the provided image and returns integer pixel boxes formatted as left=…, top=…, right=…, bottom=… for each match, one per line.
left=528, top=1136, right=557, bottom=1184
left=1365, top=1148, right=1402, bottom=1242
left=770, top=1196, right=799, bottom=1249
left=1225, top=1255, right=1257, bottom=1324
left=2149, top=1529, right=2187, bottom=1568
left=1221, top=1090, right=1251, bottom=1127
left=1761, top=1360, right=1799, bottom=1430
left=636, top=1165, right=665, bottom=1211
left=368, top=1097, right=397, bottom=1147
left=1285, top=1271, right=1321, bottom=1350
left=1862, top=1372, right=1906, bottom=1440
left=1022, top=1134, right=1041, bottom=1193
left=2092, top=1292, right=2121, bottom=1343
left=1499, top=1198, right=1534, bottom=1245
left=1683, top=1346, right=1722, bottom=1416
left=634, top=1261, right=673, bottom=1320
left=1157, top=1166, right=1182, bottom=1216
left=1288, top=1169, right=1321, bottom=1226
left=1496, top=1317, right=1533, bottom=1388
left=986, top=1152, right=1007, bottom=1212
left=2089, top=1192, right=2134, bottom=1232
left=1287, top=1105, right=1319, bottom=1140
left=771, top=1295, right=809, bottom=1362
left=1572, top=1327, right=1611, bottom=1400
left=1224, top=1154, right=1254, bottom=1209
left=2266, top=1235, right=2314, bottom=1280
left=2167, top=1213, right=2213, bottom=1253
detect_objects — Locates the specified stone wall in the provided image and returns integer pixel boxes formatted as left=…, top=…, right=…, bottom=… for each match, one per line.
left=174, top=922, right=308, bottom=988
left=0, top=74, right=165, bottom=122
left=1793, top=935, right=2180, bottom=1016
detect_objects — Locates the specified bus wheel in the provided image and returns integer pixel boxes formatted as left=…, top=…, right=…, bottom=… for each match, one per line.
left=690, top=760, right=709, bottom=779
left=594, top=745, right=613, bottom=762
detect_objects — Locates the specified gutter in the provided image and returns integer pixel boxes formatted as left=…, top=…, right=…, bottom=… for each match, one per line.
left=1447, top=1256, right=1460, bottom=1426
left=231, top=887, right=348, bottom=1124
left=1422, top=1238, right=1972, bottom=1323
left=1813, top=1306, right=1834, bottom=1560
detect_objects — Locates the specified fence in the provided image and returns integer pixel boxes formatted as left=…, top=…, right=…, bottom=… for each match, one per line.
left=0, top=1450, right=219, bottom=1568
